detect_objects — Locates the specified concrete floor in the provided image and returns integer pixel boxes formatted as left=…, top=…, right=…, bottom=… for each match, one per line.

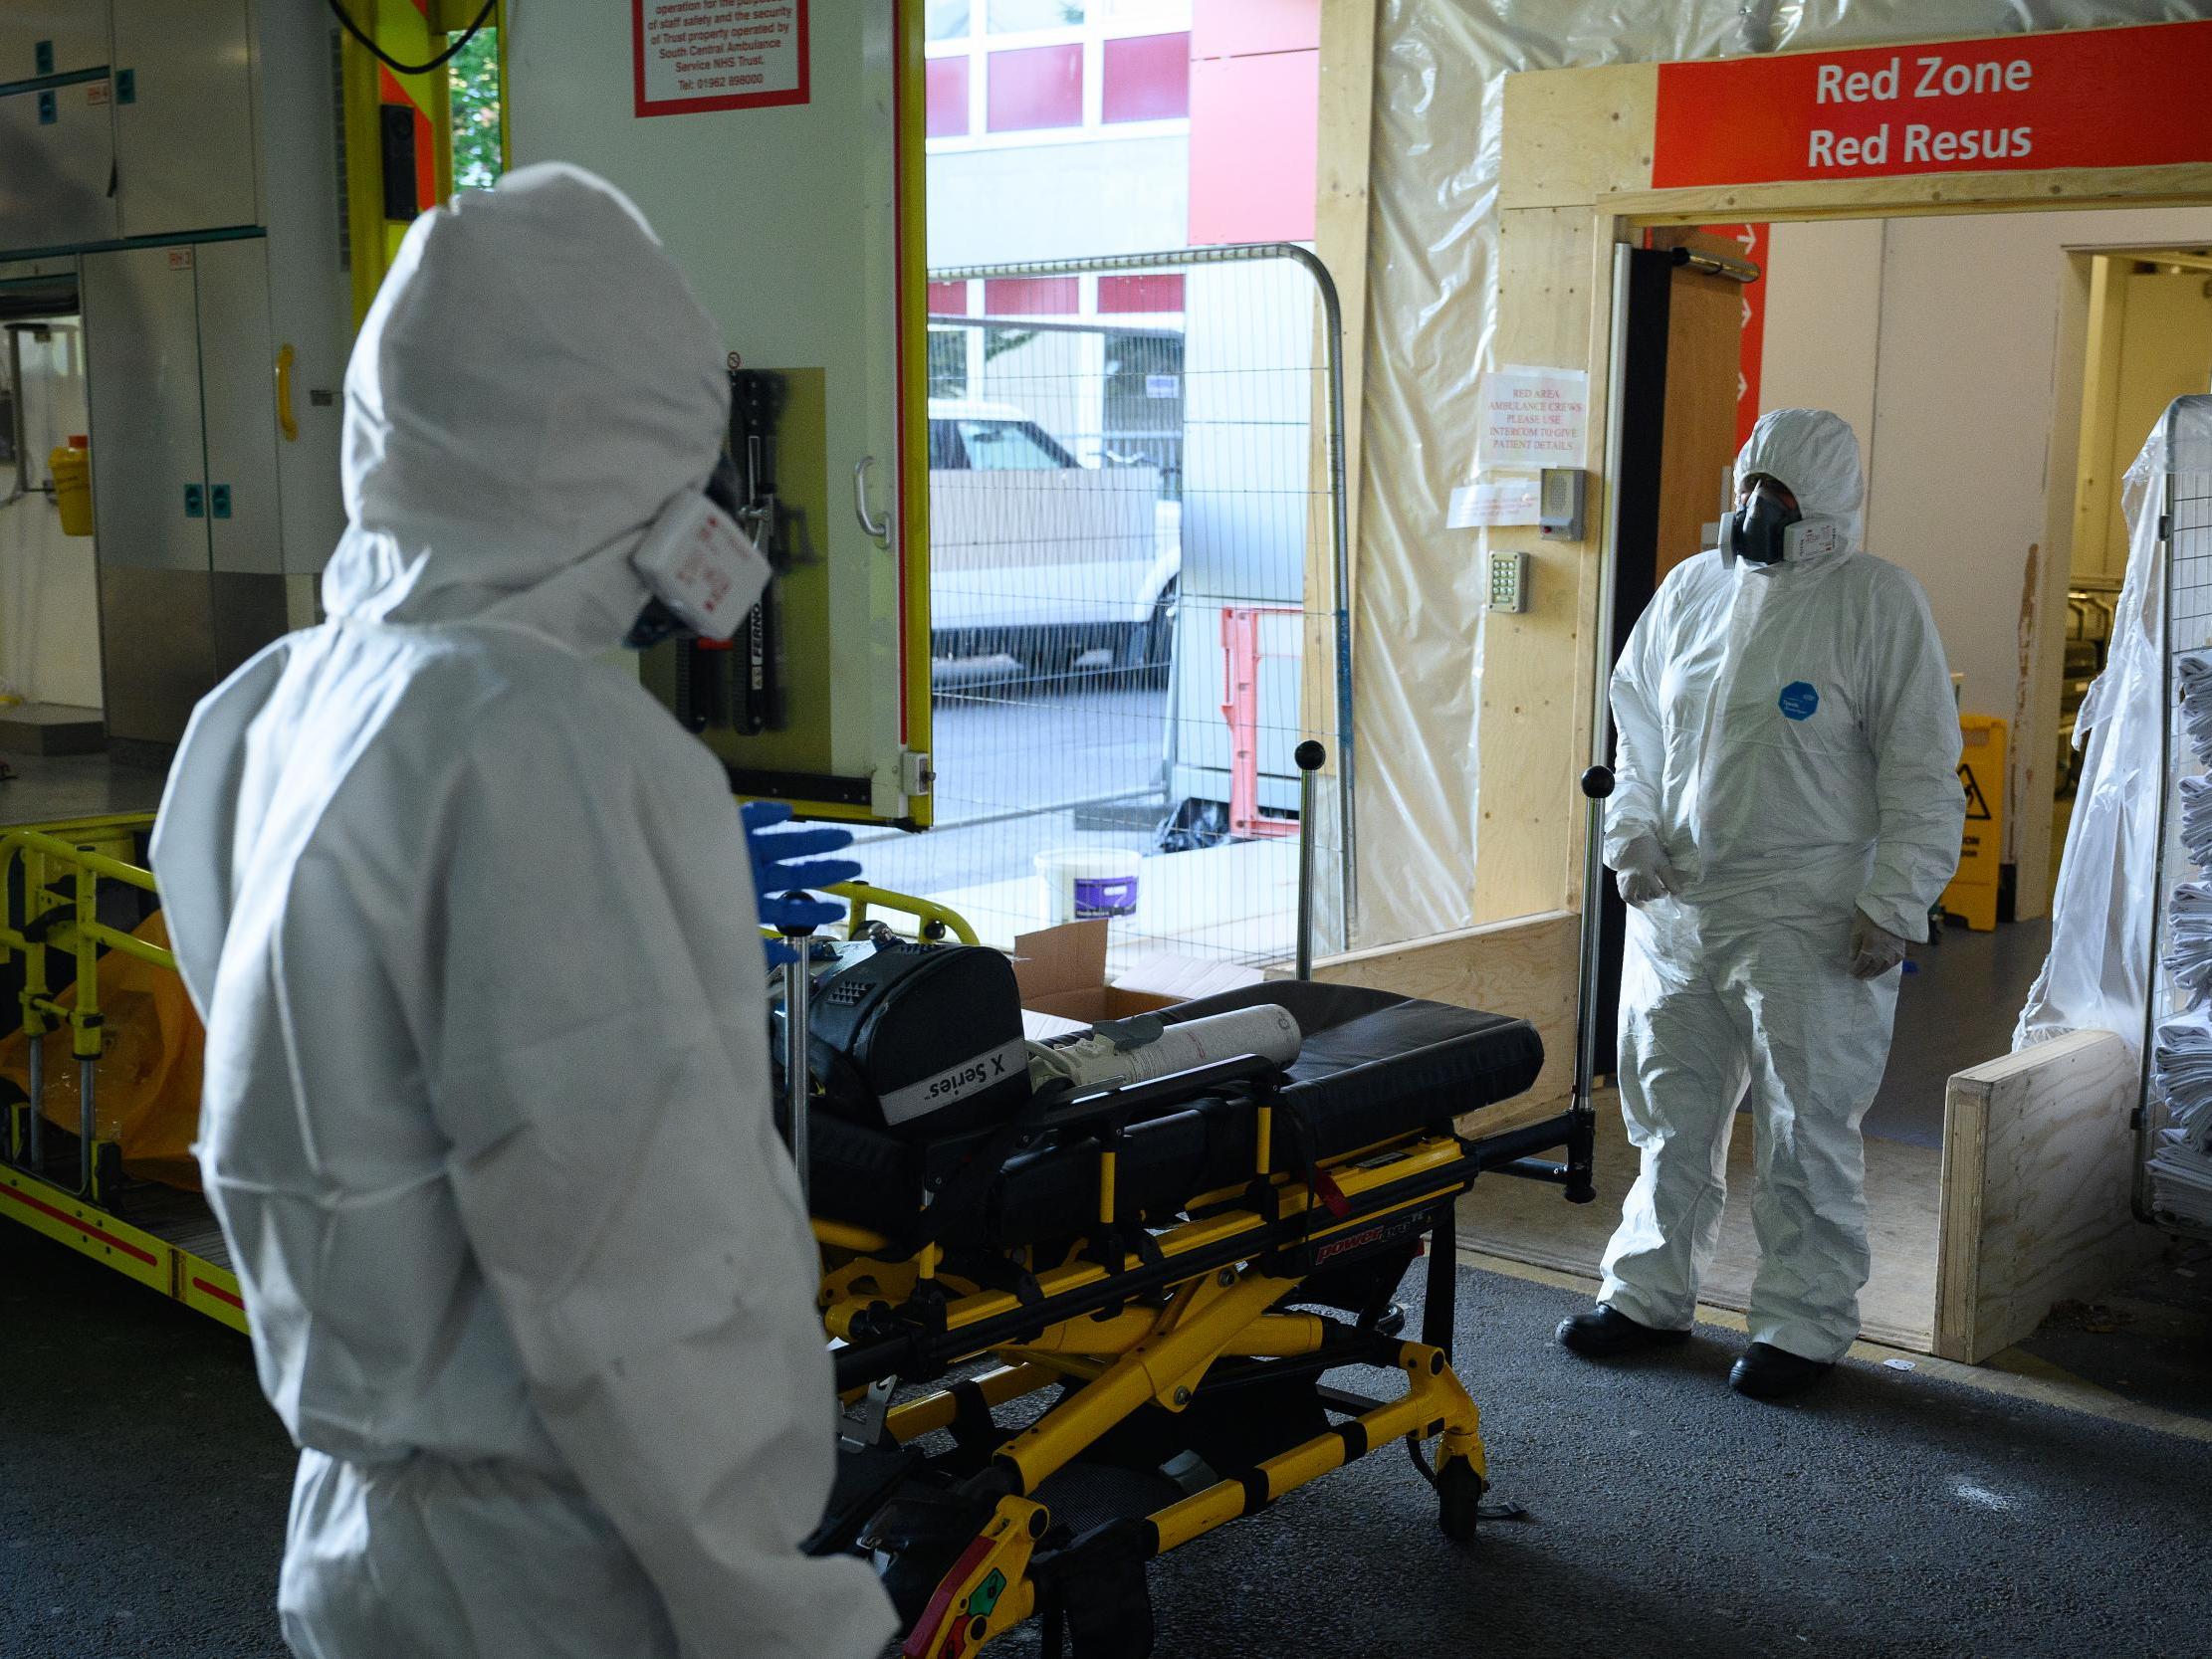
left=7, top=1224, right=2211, bottom=1659
left=1863, top=914, right=2054, bottom=1148
left=0, top=750, right=166, bottom=828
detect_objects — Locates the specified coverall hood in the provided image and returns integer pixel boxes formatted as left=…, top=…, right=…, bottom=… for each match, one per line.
left=1733, top=406, right=1864, bottom=570
left=324, top=162, right=731, bottom=654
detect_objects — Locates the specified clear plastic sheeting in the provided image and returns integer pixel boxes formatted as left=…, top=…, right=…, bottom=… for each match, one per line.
left=2103, top=394, right=2212, bottom=1230
left=2014, top=419, right=2173, bottom=1051
left=1357, top=0, right=2212, bottom=949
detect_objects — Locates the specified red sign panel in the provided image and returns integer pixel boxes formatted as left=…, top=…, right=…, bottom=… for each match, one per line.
left=1654, top=20, right=2212, bottom=188
left=634, top=0, right=810, bottom=118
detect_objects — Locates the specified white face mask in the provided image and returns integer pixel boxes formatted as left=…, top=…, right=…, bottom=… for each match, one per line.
left=624, top=482, right=771, bottom=649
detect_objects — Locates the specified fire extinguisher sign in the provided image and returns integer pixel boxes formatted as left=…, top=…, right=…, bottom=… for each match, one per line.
left=633, top=0, right=810, bottom=118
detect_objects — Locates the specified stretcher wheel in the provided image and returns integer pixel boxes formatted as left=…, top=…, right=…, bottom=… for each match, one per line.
left=1435, top=1457, right=1484, bottom=1544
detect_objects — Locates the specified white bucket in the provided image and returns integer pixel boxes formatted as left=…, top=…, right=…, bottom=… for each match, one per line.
left=1034, top=847, right=1142, bottom=925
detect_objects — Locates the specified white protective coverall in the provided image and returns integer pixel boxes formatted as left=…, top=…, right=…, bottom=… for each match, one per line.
left=1600, top=408, right=1965, bottom=1362
left=149, top=164, right=896, bottom=1659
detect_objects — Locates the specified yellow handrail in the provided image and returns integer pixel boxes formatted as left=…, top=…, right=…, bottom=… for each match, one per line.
left=0, top=814, right=161, bottom=1198
left=826, top=881, right=981, bottom=945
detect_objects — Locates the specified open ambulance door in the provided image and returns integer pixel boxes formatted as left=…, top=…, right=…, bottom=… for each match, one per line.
left=506, top=2, right=932, bottom=827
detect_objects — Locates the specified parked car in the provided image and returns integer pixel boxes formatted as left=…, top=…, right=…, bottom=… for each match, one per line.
left=928, top=398, right=1178, bottom=679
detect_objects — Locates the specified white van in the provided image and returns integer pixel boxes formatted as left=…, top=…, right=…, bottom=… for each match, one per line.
left=928, top=398, right=1177, bottom=678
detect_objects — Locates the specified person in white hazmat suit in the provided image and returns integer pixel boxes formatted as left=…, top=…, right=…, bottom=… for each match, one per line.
left=147, top=164, right=898, bottom=1657
left=1555, top=407, right=1965, bottom=1400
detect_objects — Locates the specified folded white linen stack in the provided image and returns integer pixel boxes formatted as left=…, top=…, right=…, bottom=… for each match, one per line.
left=2177, top=651, right=2212, bottom=767
left=2162, top=881, right=2212, bottom=996
left=2179, top=773, right=2212, bottom=869
left=2152, top=1010, right=2212, bottom=1152
left=2149, top=1131, right=2212, bottom=1228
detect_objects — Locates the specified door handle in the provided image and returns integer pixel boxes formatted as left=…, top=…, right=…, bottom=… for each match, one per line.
left=183, top=484, right=204, bottom=518
left=275, top=343, right=298, bottom=442
left=852, top=456, right=890, bottom=547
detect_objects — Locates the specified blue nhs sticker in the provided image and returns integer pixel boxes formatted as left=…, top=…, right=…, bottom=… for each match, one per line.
left=1778, top=681, right=1820, bottom=722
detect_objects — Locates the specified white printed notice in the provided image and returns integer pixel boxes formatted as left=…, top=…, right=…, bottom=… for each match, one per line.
left=634, top=0, right=810, bottom=117
left=1446, top=475, right=1541, bottom=528
left=1473, top=365, right=1589, bottom=470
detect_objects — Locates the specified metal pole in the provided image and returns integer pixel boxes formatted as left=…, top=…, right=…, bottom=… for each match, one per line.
left=780, top=933, right=814, bottom=1211
left=1283, top=244, right=1363, bottom=956
left=1294, top=740, right=1326, bottom=980
left=1567, top=770, right=1608, bottom=1205
left=1558, top=244, right=1643, bottom=1210
left=25, top=1034, right=42, bottom=1169
left=2136, top=398, right=2181, bottom=1225
left=78, top=1058, right=96, bottom=1196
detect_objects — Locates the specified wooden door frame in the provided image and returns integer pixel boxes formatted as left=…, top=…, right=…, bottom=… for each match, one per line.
left=1313, top=41, right=2209, bottom=1352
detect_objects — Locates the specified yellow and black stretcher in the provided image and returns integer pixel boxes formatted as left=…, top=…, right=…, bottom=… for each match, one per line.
left=0, top=822, right=1574, bottom=1659
left=796, top=958, right=1553, bottom=1659
left=0, top=815, right=249, bottom=1330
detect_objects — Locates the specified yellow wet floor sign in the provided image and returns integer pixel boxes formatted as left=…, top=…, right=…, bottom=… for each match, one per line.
left=1943, top=716, right=2006, bottom=932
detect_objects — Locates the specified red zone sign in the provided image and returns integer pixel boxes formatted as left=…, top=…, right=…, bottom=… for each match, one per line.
left=1654, top=20, right=2212, bottom=188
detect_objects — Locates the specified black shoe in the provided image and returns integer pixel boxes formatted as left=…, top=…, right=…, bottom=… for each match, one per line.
left=1555, top=1304, right=1691, bottom=1358
left=1729, top=1342, right=1836, bottom=1400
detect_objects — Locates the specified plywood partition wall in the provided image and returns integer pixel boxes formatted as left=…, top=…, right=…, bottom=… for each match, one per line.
left=1936, top=1032, right=2161, bottom=1362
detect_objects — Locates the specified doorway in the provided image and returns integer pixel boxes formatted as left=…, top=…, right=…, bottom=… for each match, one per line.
left=1461, top=201, right=2212, bottom=1352
left=2055, top=247, right=2212, bottom=885
left=0, top=268, right=104, bottom=727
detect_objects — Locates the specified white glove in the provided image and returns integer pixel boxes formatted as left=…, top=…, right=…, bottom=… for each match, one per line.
left=1612, top=835, right=1676, bottom=909
left=1849, top=912, right=1910, bottom=979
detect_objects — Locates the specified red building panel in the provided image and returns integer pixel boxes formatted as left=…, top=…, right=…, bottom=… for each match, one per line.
left=1188, top=48, right=1318, bottom=244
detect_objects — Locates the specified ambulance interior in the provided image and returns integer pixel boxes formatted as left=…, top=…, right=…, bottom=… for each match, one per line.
left=1461, top=206, right=2212, bottom=1354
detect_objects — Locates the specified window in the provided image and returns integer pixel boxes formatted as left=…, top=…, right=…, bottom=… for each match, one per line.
left=928, top=420, right=968, bottom=469
left=984, top=276, right=1079, bottom=314
left=1103, top=332, right=1183, bottom=498
left=989, top=0, right=1084, bottom=31
left=927, top=330, right=970, bottom=401
left=1097, top=274, right=1185, bottom=313
left=987, top=43, right=1083, bottom=131
left=926, top=55, right=970, bottom=136
left=1101, top=32, right=1188, bottom=123
left=926, top=0, right=971, bottom=41
left=958, top=418, right=1076, bottom=470
left=925, top=0, right=1192, bottom=144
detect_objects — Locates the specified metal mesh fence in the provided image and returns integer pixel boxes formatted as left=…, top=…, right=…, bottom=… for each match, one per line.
left=856, top=245, right=1353, bottom=969
left=2142, top=394, right=2212, bottom=1236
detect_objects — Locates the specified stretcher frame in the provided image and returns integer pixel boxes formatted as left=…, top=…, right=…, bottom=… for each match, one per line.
left=801, top=885, right=1575, bottom=1657
left=0, top=812, right=250, bottom=1332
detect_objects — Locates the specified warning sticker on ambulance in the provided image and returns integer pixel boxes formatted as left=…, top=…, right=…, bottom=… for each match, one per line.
left=634, top=0, right=810, bottom=118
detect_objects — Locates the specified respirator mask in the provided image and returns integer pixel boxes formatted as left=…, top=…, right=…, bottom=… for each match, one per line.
left=1718, top=474, right=1842, bottom=571
left=623, top=454, right=766, bottom=650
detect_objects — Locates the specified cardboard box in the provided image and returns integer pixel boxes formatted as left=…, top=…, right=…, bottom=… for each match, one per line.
left=1010, top=921, right=1263, bottom=1041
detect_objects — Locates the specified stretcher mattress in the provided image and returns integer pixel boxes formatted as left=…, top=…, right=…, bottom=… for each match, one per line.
left=810, top=980, right=1543, bottom=1246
